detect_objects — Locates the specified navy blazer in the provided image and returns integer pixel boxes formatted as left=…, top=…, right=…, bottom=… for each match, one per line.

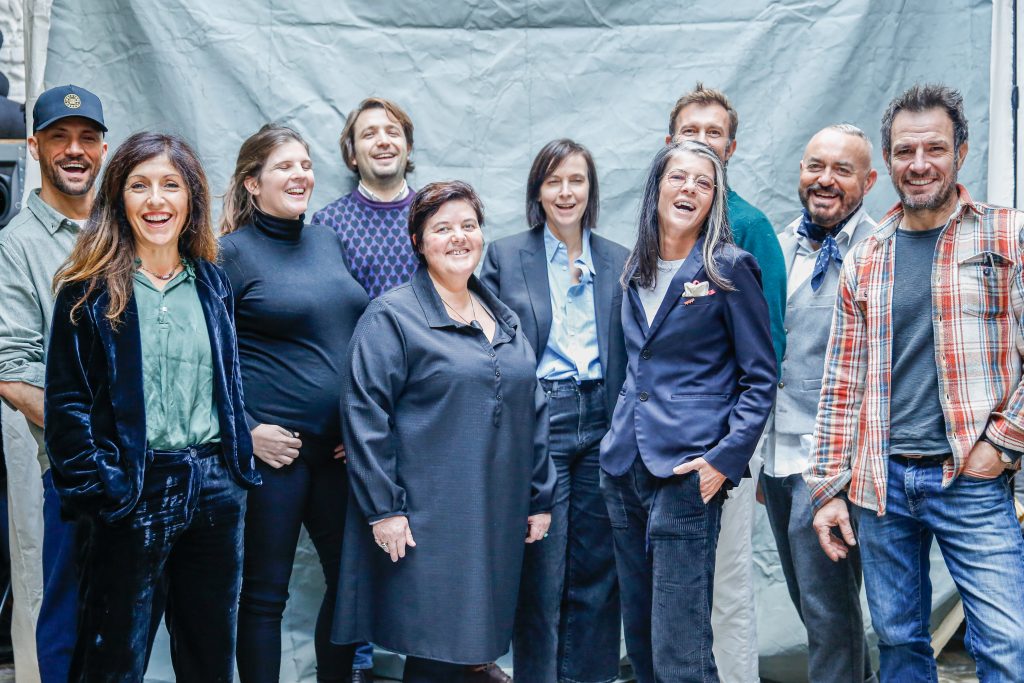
left=600, top=237, right=777, bottom=484
left=44, top=259, right=260, bottom=523
left=480, top=226, right=629, bottom=419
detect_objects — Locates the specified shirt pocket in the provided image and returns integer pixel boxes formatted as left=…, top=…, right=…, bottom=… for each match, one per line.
left=958, top=251, right=1013, bottom=318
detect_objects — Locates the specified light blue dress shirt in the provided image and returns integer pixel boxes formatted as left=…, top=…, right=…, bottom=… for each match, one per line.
left=537, top=226, right=602, bottom=381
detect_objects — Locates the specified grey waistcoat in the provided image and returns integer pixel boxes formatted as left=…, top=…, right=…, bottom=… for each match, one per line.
left=774, top=210, right=876, bottom=436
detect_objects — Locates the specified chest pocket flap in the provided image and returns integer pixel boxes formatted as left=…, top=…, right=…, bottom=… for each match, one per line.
left=958, top=250, right=1014, bottom=318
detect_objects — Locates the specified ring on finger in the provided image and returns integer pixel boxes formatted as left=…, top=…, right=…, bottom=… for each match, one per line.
left=378, top=540, right=389, bottom=551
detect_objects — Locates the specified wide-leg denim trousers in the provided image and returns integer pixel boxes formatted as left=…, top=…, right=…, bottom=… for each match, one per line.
left=514, top=380, right=620, bottom=683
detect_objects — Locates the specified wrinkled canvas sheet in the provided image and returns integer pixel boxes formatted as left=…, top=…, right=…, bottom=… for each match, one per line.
left=42, top=1, right=991, bottom=680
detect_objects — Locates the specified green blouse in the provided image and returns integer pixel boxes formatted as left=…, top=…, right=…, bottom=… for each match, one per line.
left=133, top=262, right=220, bottom=450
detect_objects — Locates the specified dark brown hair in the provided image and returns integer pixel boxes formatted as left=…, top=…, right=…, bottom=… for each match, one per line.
left=880, top=83, right=968, bottom=158
left=668, top=82, right=739, bottom=140
left=339, top=97, right=415, bottom=177
left=221, top=123, right=309, bottom=235
left=526, top=139, right=600, bottom=231
left=54, top=131, right=216, bottom=326
left=408, top=181, right=484, bottom=264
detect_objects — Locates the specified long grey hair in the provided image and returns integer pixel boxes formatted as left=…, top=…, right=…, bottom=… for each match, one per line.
left=621, top=141, right=734, bottom=291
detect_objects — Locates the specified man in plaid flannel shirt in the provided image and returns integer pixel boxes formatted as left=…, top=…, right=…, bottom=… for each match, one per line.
left=806, top=84, right=1024, bottom=682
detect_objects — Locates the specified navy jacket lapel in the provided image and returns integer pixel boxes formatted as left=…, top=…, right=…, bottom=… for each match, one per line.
left=591, top=240, right=616, bottom=378
left=520, top=228, right=551, bottom=354
left=645, top=236, right=706, bottom=340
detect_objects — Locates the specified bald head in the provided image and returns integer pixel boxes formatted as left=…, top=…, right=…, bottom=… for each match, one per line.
left=798, top=125, right=877, bottom=228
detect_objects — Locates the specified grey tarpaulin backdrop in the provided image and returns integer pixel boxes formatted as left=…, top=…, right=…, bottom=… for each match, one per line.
left=42, top=1, right=991, bottom=681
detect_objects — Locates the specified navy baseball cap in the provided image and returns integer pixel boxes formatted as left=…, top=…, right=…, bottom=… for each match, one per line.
left=32, top=84, right=107, bottom=133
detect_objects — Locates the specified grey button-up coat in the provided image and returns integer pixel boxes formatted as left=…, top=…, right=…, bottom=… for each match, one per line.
left=334, top=266, right=556, bottom=664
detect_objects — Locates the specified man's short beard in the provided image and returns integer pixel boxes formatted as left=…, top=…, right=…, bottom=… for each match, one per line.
left=41, top=160, right=97, bottom=197
left=899, top=174, right=958, bottom=211
left=897, top=150, right=960, bottom=212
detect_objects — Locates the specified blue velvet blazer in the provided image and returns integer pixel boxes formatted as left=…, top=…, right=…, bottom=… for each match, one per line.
left=600, top=237, right=777, bottom=485
left=44, top=258, right=260, bottom=522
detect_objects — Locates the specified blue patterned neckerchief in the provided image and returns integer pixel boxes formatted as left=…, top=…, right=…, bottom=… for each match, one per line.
left=797, top=205, right=860, bottom=292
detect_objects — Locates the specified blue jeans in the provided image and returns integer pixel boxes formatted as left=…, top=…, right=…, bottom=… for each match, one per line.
left=71, top=444, right=246, bottom=682
left=514, top=380, right=619, bottom=683
left=761, top=470, right=875, bottom=682
left=38, top=469, right=79, bottom=683
left=353, top=642, right=374, bottom=670
left=856, top=455, right=1024, bottom=683
left=601, top=460, right=724, bottom=683
left=236, top=434, right=354, bottom=682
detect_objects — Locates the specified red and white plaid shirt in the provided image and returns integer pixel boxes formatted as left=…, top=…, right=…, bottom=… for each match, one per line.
left=805, top=185, right=1024, bottom=514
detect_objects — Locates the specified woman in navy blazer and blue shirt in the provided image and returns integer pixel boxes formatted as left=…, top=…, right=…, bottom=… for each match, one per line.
left=599, top=141, right=776, bottom=683
left=480, top=139, right=627, bottom=683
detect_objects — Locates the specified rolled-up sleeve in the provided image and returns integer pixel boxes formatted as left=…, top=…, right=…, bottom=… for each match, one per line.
left=0, top=244, right=46, bottom=389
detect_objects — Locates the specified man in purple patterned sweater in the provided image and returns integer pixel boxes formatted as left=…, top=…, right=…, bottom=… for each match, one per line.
left=312, top=96, right=418, bottom=300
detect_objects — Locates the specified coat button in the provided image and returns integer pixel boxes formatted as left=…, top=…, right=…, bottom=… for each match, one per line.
left=778, top=381, right=785, bottom=389
left=639, top=391, right=649, bottom=402
left=641, top=348, right=652, bottom=360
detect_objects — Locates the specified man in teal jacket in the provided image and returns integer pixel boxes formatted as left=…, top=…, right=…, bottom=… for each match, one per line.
left=665, top=82, right=787, bottom=683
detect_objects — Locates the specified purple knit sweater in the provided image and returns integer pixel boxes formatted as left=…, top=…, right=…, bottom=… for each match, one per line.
left=311, top=189, right=418, bottom=299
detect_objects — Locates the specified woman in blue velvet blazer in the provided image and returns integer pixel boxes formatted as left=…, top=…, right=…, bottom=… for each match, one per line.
left=45, top=132, right=259, bottom=681
left=598, top=141, right=776, bottom=683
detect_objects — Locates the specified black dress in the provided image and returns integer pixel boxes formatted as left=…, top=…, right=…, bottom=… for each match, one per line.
left=333, top=267, right=556, bottom=664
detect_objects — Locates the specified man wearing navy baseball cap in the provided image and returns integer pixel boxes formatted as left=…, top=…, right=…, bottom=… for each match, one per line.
left=0, top=83, right=107, bottom=683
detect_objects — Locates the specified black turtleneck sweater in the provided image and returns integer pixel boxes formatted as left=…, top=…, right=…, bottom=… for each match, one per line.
left=219, top=210, right=369, bottom=441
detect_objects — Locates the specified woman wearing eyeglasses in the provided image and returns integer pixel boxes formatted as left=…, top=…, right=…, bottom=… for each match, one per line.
left=599, top=141, right=776, bottom=683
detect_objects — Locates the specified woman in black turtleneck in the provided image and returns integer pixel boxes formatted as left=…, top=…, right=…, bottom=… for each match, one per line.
left=219, top=124, right=368, bottom=682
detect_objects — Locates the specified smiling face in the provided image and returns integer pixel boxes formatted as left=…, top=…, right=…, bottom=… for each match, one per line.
left=539, top=153, right=589, bottom=235
left=657, top=150, right=716, bottom=241
left=798, top=128, right=877, bottom=228
left=417, top=199, right=484, bottom=282
left=670, top=103, right=737, bottom=164
left=29, top=117, right=107, bottom=197
left=123, top=154, right=190, bottom=256
left=885, top=107, right=966, bottom=214
left=245, top=139, right=314, bottom=220
left=352, top=106, right=410, bottom=184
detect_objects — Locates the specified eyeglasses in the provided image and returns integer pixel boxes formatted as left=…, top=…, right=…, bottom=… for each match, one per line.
left=664, top=171, right=715, bottom=194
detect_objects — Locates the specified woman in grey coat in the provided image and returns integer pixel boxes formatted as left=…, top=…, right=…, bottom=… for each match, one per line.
left=333, top=181, right=556, bottom=683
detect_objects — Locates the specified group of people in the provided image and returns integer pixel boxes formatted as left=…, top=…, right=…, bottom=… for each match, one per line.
left=0, top=75, right=1021, bottom=683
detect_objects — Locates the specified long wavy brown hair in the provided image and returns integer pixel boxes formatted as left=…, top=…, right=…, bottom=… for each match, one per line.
left=54, top=131, right=216, bottom=327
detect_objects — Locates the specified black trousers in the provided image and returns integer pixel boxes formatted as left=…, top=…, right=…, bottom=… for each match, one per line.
left=403, top=656, right=466, bottom=682
left=236, top=433, right=355, bottom=682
